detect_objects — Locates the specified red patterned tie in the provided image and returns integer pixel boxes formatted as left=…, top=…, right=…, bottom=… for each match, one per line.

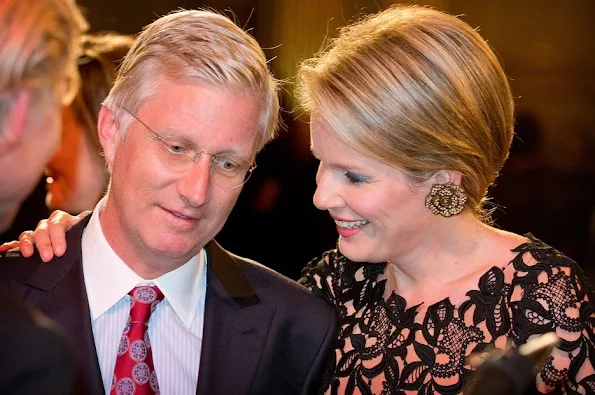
left=111, top=286, right=164, bottom=395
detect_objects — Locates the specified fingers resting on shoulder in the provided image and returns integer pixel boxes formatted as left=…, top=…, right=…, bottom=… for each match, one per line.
left=0, top=210, right=89, bottom=262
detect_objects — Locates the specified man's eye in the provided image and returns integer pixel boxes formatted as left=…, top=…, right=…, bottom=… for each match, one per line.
left=215, top=157, right=240, bottom=171
left=165, top=142, right=187, bottom=154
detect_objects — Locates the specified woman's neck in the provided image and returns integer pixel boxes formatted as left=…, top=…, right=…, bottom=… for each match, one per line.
left=384, top=212, right=490, bottom=301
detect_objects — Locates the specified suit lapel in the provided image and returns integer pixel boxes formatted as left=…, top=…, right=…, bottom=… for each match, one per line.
left=196, top=241, right=276, bottom=395
left=9, top=217, right=104, bottom=395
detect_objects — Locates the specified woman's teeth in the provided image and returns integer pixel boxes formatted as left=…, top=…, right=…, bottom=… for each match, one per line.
left=334, top=220, right=368, bottom=229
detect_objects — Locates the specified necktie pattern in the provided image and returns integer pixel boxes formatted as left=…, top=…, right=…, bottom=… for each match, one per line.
left=111, top=286, right=164, bottom=395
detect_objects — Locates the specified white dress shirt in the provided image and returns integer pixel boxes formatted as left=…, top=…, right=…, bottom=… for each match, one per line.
left=81, top=200, right=206, bottom=395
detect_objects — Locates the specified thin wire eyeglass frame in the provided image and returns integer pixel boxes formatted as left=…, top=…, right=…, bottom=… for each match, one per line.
left=117, top=106, right=257, bottom=189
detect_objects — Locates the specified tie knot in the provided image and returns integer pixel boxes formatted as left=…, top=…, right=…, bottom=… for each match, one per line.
left=128, top=286, right=164, bottom=325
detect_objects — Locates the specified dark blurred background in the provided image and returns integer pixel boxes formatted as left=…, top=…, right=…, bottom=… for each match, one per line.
left=6, top=0, right=595, bottom=282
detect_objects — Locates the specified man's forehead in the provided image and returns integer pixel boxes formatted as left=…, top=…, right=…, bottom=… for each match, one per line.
left=139, top=75, right=260, bottom=112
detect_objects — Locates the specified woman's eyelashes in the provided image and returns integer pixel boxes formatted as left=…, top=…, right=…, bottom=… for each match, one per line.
left=344, top=171, right=369, bottom=185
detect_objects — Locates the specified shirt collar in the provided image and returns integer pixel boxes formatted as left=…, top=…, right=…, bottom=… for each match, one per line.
left=82, top=198, right=206, bottom=328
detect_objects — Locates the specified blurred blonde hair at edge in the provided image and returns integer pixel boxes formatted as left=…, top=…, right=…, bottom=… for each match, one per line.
left=0, top=0, right=87, bottom=127
left=297, top=4, right=514, bottom=223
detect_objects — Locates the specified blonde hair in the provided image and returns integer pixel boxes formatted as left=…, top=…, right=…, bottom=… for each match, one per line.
left=297, top=5, right=515, bottom=222
left=105, top=9, right=280, bottom=152
left=0, top=0, right=87, bottom=130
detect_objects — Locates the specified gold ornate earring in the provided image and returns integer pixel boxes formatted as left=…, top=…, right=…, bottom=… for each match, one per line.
left=425, top=182, right=467, bottom=217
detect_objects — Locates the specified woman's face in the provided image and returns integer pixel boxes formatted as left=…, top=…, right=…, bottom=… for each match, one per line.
left=310, top=117, right=435, bottom=263
left=45, top=106, right=108, bottom=213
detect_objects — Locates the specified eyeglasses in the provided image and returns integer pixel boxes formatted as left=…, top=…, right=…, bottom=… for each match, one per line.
left=119, top=107, right=256, bottom=189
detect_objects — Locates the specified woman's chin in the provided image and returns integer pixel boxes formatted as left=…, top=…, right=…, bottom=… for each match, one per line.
left=338, top=244, right=367, bottom=263
left=338, top=241, right=386, bottom=264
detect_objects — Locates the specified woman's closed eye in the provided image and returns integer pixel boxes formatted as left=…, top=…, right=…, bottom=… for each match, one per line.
left=344, top=171, right=368, bottom=185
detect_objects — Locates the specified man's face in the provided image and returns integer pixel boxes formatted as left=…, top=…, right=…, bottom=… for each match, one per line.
left=100, top=76, right=260, bottom=272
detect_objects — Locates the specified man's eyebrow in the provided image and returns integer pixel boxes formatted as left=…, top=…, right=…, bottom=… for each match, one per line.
left=154, top=126, right=188, bottom=137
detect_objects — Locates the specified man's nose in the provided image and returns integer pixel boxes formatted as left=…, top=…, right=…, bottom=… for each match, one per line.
left=177, top=155, right=212, bottom=207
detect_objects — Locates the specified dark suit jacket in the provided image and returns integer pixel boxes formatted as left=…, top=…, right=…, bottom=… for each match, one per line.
left=0, top=286, right=76, bottom=395
left=0, top=217, right=337, bottom=395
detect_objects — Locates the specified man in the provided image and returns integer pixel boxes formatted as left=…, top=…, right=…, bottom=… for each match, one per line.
left=0, top=9, right=336, bottom=395
left=0, top=0, right=86, bottom=393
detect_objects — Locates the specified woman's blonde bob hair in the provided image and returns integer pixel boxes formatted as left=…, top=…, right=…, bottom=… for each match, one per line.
left=297, top=5, right=515, bottom=221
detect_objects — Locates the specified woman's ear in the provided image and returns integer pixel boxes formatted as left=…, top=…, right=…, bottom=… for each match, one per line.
left=429, top=169, right=462, bottom=186
left=424, top=170, right=468, bottom=217
left=97, top=105, right=119, bottom=166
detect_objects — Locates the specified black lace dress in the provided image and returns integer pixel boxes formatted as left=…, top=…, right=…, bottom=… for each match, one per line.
left=299, top=235, right=595, bottom=394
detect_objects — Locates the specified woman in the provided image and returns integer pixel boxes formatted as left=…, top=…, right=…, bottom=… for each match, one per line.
left=46, top=33, right=134, bottom=213
left=295, top=5, right=595, bottom=394
left=4, top=5, right=594, bottom=394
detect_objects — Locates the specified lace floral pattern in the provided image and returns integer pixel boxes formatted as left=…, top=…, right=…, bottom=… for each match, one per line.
left=299, top=235, right=595, bottom=394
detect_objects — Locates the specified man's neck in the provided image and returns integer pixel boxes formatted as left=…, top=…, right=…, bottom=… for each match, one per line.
left=98, top=204, right=194, bottom=280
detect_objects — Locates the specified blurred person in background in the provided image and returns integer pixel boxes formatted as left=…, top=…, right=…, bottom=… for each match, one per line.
left=0, top=0, right=86, bottom=393
left=46, top=32, right=134, bottom=214
left=7, top=4, right=595, bottom=394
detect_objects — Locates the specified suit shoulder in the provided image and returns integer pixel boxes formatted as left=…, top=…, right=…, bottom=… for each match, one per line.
left=0, top=248, right=45, bottom=282
left=0, top=290, right=75, bottom=393
left=0, top=247, right=22, bottom=258
left=0, top=247, right=42, bottom=263
left=0, top=286, right=68, bottom=342
left=232, top=253, right=334, bottom=312
left=232, top=253, right=311, bottom=291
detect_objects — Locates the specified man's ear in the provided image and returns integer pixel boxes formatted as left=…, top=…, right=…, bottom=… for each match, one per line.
left=0, top=91, right=31, bottom=155
left=98, top=105, right=120, bottom=166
